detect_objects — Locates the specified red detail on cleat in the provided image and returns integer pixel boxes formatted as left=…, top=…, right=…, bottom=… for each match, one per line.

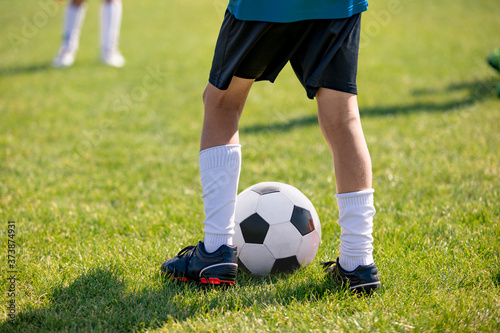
left=200, top=278, right=235, bottom=286
left=170, top=276, right=189, bottom=282
left=168, top=275, right=234, bottom=285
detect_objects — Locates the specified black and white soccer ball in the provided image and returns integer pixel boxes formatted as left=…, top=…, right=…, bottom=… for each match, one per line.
left=234, top=182, right=321, bottom=276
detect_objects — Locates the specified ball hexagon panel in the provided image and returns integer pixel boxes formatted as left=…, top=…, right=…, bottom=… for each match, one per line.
left=239, top=213, right=269, bottom=244
left=238, top=243, right=275, bottom=276
left=263, top=222, right=302, bottom=258
left=296, top=230, right=321, bottom=266
left=235, top=189, right=260, bottom=223
left=270, top=256, right=301, bottom=275
left=280, top=183, right=314, bottom=210
left=256, top=192, right=294, bottom=225
left=290, top=205, right=315, bottom=236
left=237, top=258, right=251, bottom=275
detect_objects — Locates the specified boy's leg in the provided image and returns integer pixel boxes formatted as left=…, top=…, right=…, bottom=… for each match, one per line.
left=200, top=78, right=254, bottom=253
left=161, top=77, right=253, bottom=284
left=317, top=88, right=380, bottom=292
left=52, top=0, right=87, bottom=68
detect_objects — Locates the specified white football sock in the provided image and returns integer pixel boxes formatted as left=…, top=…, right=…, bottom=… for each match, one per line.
left=336, top=189, right=376, bottom=272
left=200, top=145, right=241, bottom=253
left=61, top=2, right=87, bottom=52
left=100, top=0, right=122, bottom=54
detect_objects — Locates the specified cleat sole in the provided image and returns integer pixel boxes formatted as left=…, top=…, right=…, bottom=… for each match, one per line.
left=163, top=273, right=189, bottom=282
left=173, top=276, right=189, bottom=282
left=166, top=274, right=235, bottom=286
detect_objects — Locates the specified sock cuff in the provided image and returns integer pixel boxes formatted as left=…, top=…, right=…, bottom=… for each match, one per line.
left=199, top=145, right=241, bottom=171
left=204, top=233, right=233, bottom=253
left=339, top=255, right=374, bottom=272
left=335, top=189, right=374, bottom=210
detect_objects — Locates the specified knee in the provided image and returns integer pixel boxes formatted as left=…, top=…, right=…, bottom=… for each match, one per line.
left=317, top=90, right=361, bottom=127
left=203, top=84, right=242, bottom=114
left=202, top=85, right=220, bottom=111
left=202, top=85, right=213, bottom=106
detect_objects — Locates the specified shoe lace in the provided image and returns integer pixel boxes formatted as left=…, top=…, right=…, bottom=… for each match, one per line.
left=322, top=261, right=336, bottom=269
left=176, top=245, right=196, bottom=258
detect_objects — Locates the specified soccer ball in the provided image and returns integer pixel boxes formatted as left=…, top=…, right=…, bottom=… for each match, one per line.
left=234, top=182, right=321, bottom=276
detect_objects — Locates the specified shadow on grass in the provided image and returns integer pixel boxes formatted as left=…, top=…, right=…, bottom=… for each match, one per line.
left=0, top=62, right=52, bottom=77
left=494, top=271, right=500, bottom=288
left=2, top=266, right=344, bottom=332
left=241, top=77, right=498, bottom=135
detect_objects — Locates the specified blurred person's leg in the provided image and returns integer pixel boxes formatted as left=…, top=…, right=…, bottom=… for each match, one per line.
left=100, top=0, right=125, bottom=67
left=52, top=0, right=87, bottom=68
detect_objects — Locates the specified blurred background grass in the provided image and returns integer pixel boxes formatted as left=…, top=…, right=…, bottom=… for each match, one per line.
left=1, top=0, right=499, bottom=332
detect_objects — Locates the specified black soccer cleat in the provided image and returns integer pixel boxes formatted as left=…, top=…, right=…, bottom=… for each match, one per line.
left=323, top=257, right=381, bottom=294
left=161, top=241, right=238, bottom=286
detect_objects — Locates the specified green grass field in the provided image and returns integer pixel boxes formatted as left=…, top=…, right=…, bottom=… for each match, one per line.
left=1, top=0, right=500, bottom=332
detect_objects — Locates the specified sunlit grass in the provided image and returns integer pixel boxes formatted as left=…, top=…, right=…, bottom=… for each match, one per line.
left=1, top=0, right=499, bottom=332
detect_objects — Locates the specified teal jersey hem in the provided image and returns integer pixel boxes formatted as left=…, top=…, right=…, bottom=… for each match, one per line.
left=227, top=0, right=368, bottom=23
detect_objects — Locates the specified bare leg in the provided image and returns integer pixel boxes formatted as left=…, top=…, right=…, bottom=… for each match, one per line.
left=316, top=88, right=372, bottom=193
left=201, top=77, right=254, bottom=151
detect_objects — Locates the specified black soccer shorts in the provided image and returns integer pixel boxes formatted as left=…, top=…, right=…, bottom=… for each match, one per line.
left=209, top=11, right=361, bottom=99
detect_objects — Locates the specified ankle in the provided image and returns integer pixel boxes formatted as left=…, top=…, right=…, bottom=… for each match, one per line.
left=339, top=254, right=374, bottom=272
left=204, top=234, right=233, bottom=253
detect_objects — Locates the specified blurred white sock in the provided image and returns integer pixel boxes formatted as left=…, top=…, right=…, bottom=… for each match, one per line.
left=100, top=0, right=122, bottom=55
left=61, top=2, right=87, bottom=52
left=200, top=145, right=241, bottom=253
left=336, top=189, right=375, bottom=271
